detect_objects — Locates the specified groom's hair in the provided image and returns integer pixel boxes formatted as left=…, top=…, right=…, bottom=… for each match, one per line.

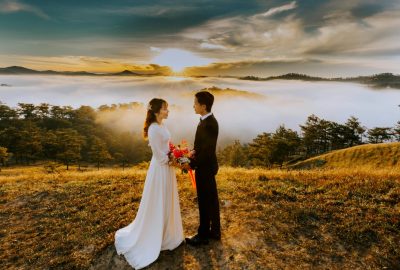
left=195, top=91, right=214, bottom=112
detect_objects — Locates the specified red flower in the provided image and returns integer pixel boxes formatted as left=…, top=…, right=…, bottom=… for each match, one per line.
left=173, top=149, right=183, bottom=158
left=169, top=142, right=175, bottom=152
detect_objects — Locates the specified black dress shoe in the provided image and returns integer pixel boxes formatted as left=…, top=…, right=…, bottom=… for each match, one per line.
left=185, top=234, right=209, bottom=246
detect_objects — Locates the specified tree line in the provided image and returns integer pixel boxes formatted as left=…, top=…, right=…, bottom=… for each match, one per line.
left=0, top=102, right=151, bottom=170
left=217, top=115, right=400, bottom=168
left=1, top=102, right=399, bottom=170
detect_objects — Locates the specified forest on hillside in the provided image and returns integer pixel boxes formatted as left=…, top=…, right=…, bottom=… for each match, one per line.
left=0, top=102, right=150, bottom=169
left=0, top=101, right=399, bottom=169
left=240, top=73, right=400, bottom=89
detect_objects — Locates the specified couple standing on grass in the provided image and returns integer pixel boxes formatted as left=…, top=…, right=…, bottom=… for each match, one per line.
left=114, top=91, right=221, bottom=269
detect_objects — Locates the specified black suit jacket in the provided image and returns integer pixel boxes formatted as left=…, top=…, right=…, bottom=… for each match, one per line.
left=190, top=114, right=219, bottom=175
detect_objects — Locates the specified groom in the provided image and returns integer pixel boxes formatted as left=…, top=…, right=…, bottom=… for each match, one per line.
left=186, top=91, right=221, bottom=246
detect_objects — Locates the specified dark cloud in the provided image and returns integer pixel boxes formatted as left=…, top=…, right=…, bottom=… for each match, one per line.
left=351, top=3, right=385, bottom=18
left=0, top=0, right=262, bottom=38
left=1, top=0, right=399, bottom=75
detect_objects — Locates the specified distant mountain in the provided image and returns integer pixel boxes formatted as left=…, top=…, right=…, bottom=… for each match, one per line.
left=2, top=66, right=400, bottom=89
left=61, top=71, right=98, bottom=76
left=0, top=66, right=42, bottom=74
left=0, top=66, right=98, bottom=76
left=0, top=66, right=146, bottom=76
left=344, top=73, right=400, bottom=89
left=240, top=72, right=400, bottom=89
left=111, top=70, right=141, bottom=76
left=241, top=73, right=330, bottom=81
left=196, top=86, right=265, bottom=99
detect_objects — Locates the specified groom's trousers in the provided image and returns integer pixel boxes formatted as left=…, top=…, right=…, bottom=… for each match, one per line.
left=195, top=169, right=221, bottom=238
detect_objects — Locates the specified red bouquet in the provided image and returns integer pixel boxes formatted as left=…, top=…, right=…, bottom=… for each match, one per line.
left=168, top=140, right=196, bottom=189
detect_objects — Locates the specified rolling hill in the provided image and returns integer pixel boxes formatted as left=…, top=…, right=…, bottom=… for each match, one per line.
left=290, top=142, right=400, bottom=169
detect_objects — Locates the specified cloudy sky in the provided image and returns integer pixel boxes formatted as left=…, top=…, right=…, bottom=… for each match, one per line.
left=1, top=0, right=399, bottom=76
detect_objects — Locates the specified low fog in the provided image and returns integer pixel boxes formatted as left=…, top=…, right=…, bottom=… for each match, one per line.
left=1, top=75, right=399, bottom=146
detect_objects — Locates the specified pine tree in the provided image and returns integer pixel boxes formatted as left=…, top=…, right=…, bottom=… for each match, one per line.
left=17, top=103, right=37, bottom=119
left=55, top=129, right=85, bottom=170
left=344, top=116, right=366, bottom=146
left=248, top=132, right=274, bottom=167
left=217, top=140, right=248, bottom=167
left=300, top=115, right=330, bottom=156
left=0, top=147, right=8, bottom=171
left=15, top=123, right=43, bottom=164
left=270, top=125, right=301, bottom=167
left=88, top=136, right=112, bottom=170
left=367, top=127, right=393, bottom=143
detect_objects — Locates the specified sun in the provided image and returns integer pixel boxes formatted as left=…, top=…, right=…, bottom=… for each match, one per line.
left=151, top=48, right=213, bottom=73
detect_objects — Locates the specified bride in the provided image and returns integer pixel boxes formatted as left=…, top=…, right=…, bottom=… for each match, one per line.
left=114, top=98, right=184, bottom=269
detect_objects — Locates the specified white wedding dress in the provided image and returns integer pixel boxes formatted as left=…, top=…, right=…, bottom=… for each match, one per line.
left=115, top=122, right=184, bottom=269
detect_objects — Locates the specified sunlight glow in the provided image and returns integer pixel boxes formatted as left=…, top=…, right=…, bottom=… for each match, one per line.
left=166, top=76, right=188, bottom=82
left=151, top=48, right=214, bottom=72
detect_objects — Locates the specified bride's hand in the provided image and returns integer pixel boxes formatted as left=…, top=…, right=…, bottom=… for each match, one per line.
left=168, top=158, right=175, bottom=166
left=169, top=159, right=180, bottom=168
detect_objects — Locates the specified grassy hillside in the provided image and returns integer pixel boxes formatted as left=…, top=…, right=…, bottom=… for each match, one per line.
left=291, top=142, right=400, bottom=169
left=1, top=165, right=399, bottom=269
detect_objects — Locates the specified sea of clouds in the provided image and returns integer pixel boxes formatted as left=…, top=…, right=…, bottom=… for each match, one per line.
left=1, top=75, right=399, bottom=146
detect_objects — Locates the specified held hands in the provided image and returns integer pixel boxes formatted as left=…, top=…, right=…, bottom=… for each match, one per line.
left=168, top=158, right=179, bottom=167
left=168, top=158, right=184, bottom=169
left=168, top=158, right=191, bottom=171
left=181, top=163, right=191, bottom=171
left=167, top=148, right=193, bottom=170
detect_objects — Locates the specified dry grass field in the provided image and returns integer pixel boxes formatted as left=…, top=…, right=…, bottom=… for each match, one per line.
left=291, top=142, right=400, bottom=169
left=1, top=160, right=400, bottom=269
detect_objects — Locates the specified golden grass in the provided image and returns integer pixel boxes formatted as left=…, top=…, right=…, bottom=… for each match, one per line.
left=291, top=142, right=400, bottom=169
left=1, top=165, right=399, bottom=269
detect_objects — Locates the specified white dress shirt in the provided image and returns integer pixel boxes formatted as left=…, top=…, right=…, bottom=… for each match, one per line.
left=201, top=112, right=213, bottom=120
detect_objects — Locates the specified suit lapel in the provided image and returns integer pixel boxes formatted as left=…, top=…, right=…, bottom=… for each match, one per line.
left=195, top=114, right=214, bottom=149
